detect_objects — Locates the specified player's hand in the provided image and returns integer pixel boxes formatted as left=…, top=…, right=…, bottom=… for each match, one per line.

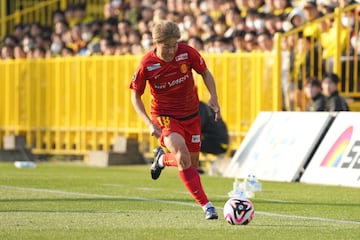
left=149, top=122, right=162, bottom=139
left=208, top=99, right=221, bottom=121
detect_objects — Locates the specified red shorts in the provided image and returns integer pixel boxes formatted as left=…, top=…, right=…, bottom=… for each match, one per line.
left=153, top=114, right=201, bottom=152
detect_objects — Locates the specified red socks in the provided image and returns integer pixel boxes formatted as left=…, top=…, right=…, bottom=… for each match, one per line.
left=178, top=166, right=209, bottom=207
left=162, top=153, right=209, bottom=207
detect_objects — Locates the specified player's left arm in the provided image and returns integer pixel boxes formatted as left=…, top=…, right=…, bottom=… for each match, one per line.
left=200, top=69, right=221, bottom=121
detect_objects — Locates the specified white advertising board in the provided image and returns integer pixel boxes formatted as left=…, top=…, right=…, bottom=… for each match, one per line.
left=301, top=112, right=360, bottom=187
left=223, top=112, right=332, bottom=182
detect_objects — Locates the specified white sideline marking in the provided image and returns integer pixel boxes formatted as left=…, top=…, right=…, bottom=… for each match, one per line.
left=103, top=184, right=295, bottom=201
left=1, top=185, right=359, bottom=225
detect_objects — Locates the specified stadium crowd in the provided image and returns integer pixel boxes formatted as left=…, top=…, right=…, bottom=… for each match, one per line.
left=1, top=0, right=360, bottom=60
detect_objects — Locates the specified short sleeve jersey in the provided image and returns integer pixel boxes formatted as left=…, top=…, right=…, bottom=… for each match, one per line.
left=130, top=42, right=207, bottom=119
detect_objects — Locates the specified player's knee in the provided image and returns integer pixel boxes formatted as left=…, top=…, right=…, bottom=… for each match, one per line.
left=175, top=150, right=192, bottom=169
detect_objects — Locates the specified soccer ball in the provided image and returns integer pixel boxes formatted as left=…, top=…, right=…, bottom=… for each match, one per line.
left=223, top=197, right=254, bottom=225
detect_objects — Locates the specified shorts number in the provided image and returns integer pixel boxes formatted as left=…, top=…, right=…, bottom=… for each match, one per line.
left=157, top=116, right=171, bottom=127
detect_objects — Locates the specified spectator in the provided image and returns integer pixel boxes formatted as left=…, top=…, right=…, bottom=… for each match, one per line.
left=244, top=30, right=258, bottom=52
left=104, top=0, right=126, bottom=19
left=21, top=34, right=35, bottom=57
left=64, top=4, right=76, bottom=27
left=73, top=2, right=94, bottom=26
left=1, top=45, right=14, bottom=60
left=29, top=23, right=42, bottom=38
left=130, top=43, right=143, bottom=55
left=195, top=12, right=215, bottom=41
left=213, top=15, right=228, bottom=37
left=187, top=36, right=204, bottom=52
left=140, top=31, right=153, bottom=51
left=272, top=0, right=293, bottom=16
left=32, top=45, right=47, bottom=59
left=13, top=24, right=25, bottom=42
left=153, top=5, right=168, bottom=24
left=139, top=5, right=154, bottom=23
left=117, top=19, right=131, bottom=36
left=84, top=41, right=102, bottom=56
left=257, top=30, right=274, bottom=52
left=125, top=0, right=142, bottom=27
left=282, top=7, right=305, bottom=32
left=127, top=29, right=142, bottom=45
left=232, top=29, right=246, bottom=52
left=320, top=6, right=350, bottom=72
left=102, top=39, right=117, bottom=55
left=245, top=8, right=259, bottom=32
left=288, top=8, right=305, bottom=28
left=13, top=44, right=26, bottom=59
left=2, top=35, right=18, bottom=48
left=54, top=20, right=69, bottom=35
left=80, top=23, right=96, bottom=44
left=52, top=9, right=65, bottom=24
left=321, top=73, right=350, bottom=111
left=50, top=34, right=64, bottom=56
left=264, top=14, right=278, bottom=35
left=167, top=11, right=183, bottom=24
left=263, top=0, right=274, bottom=13
left=61, top=47, right=75, bottom=57
left=274, top=13, right=287, bottom=32
left=253, top=12, right=267, bottom=32
left=207, top=0, right=223, bottom=21
left=302, top=0, right=322, bottom=40
left=224, top=7, right=242, bottom=38
left=304, top=77, right=327, bottom=111
left=68, top=24, right=87, bottom=53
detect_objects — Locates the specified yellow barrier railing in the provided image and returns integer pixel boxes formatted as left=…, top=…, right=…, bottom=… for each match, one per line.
left=0, top=0, right=106, bottom=41
left=0, top=52, right=281, bottom=156
left=0, top=0, right=62, bottom=41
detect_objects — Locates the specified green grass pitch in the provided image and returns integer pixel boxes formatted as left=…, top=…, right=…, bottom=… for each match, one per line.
left=0, top=162, right=359, bottom=240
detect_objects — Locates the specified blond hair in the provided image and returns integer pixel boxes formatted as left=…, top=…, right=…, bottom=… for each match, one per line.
left=152, top=20, right=181, bottom=43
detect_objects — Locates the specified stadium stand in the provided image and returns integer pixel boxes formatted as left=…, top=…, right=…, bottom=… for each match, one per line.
left=1, top=0, right=360, bottom=162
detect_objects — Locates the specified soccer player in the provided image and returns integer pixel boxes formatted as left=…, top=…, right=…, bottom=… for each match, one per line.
left=130, top=20, right=221, bottom=220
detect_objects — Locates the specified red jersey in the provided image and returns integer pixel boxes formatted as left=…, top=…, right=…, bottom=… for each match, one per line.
left=130, top=42, right=207, bottom=119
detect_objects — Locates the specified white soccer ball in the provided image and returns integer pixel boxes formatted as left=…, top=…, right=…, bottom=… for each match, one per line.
left=223, top=197, right=254, bottom=225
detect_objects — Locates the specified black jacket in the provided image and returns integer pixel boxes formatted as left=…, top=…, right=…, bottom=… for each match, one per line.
left=306, top=93, right=327, bottom=111
left=199, top=102, right=229, bottom=154
left=326, top=91, right=350, bottom=111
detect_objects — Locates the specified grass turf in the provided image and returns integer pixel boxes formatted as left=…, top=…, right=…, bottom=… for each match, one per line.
left=0, top=162, right=359, bottom=240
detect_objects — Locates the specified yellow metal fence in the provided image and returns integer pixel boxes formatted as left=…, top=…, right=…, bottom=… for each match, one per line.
left=0, top=0, right=106, bottom=41
left=0, top=53, right=280, bottom=156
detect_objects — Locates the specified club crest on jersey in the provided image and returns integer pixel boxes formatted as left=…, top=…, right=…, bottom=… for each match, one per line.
left=192, top=135, right=201, bottom=143
left=180, top=63, right=187, bottom=73
left=175, top=53, right=188, bottom=61
left=147, top=63, right=161, bottom=71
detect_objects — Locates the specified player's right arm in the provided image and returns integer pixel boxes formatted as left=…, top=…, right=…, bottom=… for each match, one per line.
left=131, top=91, right=162, bottom=139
